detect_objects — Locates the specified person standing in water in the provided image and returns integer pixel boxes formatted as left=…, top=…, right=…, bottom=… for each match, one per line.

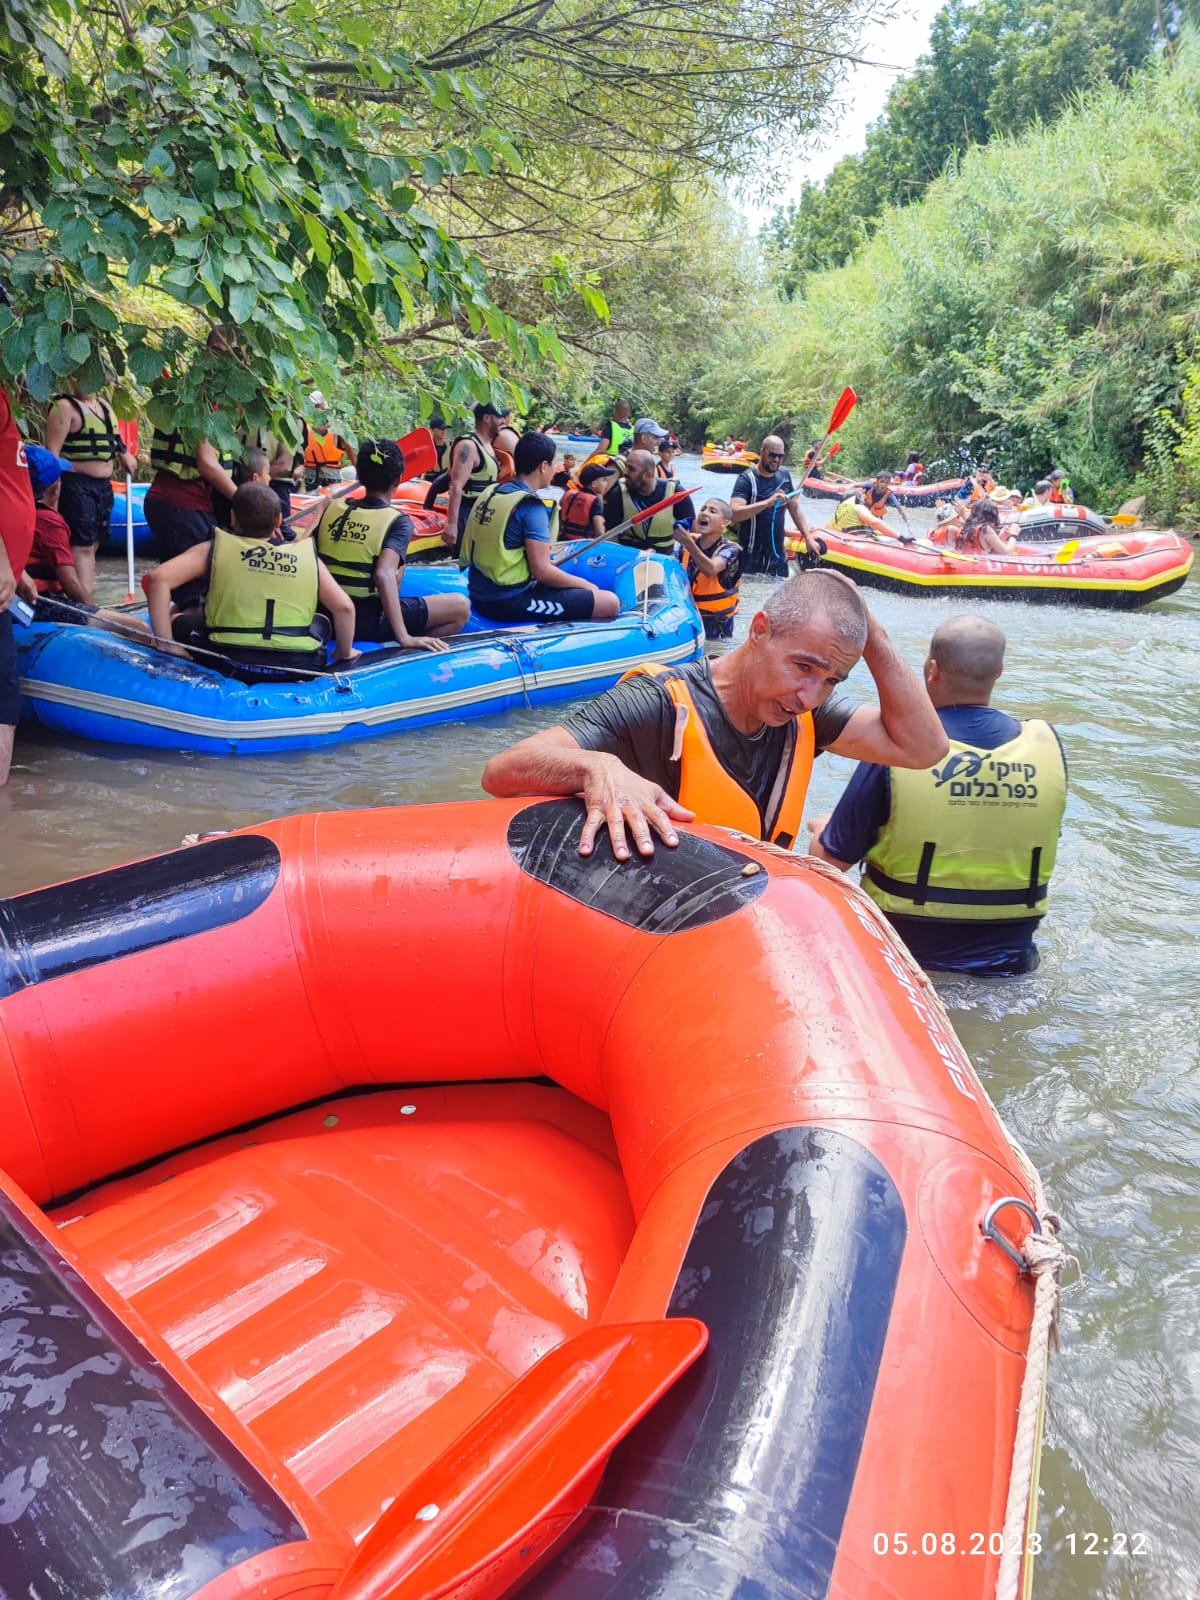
left=44, top=383, right=139, bottom=600
left=810, top=616, right=1066, bottom=974
left=730, top=436, right=819, bottom=576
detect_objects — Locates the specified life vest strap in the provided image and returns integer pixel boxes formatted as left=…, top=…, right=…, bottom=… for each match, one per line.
left=864, top=859, right=1049, bottom=908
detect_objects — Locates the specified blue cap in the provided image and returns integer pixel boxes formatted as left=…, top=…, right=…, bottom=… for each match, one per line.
left=26, top=444, right=73, bottom=494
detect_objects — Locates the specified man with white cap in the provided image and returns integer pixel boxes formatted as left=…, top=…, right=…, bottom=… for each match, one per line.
left=631, top=417, right=671, bottom=453
left=303, top=391, right=355, bottom=490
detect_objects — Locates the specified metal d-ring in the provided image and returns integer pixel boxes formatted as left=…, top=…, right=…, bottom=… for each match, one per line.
left=982, top=1196, right=1042, bottom=1273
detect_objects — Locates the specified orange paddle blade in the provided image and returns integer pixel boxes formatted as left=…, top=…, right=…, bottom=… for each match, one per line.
left=117, top=418, right=139, bottom=454
left=397, top=426, right=437, bottom=477
left=328, top=1318, right=708, bottom=1600
left=827, top=386, right=857, bottom=435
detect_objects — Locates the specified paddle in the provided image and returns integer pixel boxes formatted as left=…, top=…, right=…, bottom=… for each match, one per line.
left=117, top=418, right=140, bottom=602
left=811, top=386, right=857, bottom=471
left=550, top=485, right=695, bottom=565
left=1054, top=539, right=1080, bottom=564
left=290, top=427, right=438, bottom=538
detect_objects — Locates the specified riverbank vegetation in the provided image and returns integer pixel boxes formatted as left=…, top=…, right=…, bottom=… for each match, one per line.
left=0, top=0, right=871, bottom=446
left=697, top=39, right=1200, bottom=520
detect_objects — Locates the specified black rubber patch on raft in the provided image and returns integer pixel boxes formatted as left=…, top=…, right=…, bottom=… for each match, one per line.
left=508, top=799, right=767, bottom=933
left=0, top=1190, right=304, bottom=1598
left=0, top=834, right=279, bottom=997
left=522, top=1127, right=907, bottom=1598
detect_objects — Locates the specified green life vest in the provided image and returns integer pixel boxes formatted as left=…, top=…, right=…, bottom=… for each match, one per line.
left=150, top=427, right=203, bottom=481
left=616, top=478, right=681, bottom=554
left=459, top=481, right=558, bottom=586
left=451, top=433, right=499, bottom=504
left=863, top=720, right=1067, bottom=922
left=204, top=527, right=320, bottom=654
left=53, top=395, right=122, bottom=464
left=832, top=495, right=867, bottom=531
left=607, top=417, right=635, bottom=455
left=315, top=499, right=398, bottom=599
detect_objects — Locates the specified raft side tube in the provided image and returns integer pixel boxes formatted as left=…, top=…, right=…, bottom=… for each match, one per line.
left=524, top=1127, right=907, bottom=1598
left=0, top=1181, right=306, bottom=1600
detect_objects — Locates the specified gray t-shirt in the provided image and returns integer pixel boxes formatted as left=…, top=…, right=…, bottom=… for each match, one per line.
left=563, top=659, right=854, bottom=835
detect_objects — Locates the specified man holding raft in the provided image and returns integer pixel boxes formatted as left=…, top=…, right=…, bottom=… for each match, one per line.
left=483, top=569, right=947, bottom=860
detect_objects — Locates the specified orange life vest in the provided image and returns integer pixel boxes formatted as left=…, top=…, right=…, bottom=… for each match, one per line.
left=560, top=488, right=599, bottom=537
left=495, top=448, right=515, bottom=484
left=682, top=545, right=739, bottom=625
left=618, top=665, right=815, bottom=849
left=304, top=425, right=347, bottom=470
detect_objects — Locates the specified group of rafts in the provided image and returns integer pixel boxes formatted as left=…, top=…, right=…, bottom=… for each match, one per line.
left=4, top=457, right=1128, bottom=1600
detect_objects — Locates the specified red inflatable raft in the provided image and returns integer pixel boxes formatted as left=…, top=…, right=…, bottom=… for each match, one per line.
left=0, top=800, right=1053, bottom=1599
left=292, top=480, right=449, bottom=557
left=790, top=525, right=1193, bottom=608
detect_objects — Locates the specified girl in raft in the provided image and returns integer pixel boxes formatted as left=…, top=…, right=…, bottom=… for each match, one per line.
left=675, top=497, right=742, bottom=640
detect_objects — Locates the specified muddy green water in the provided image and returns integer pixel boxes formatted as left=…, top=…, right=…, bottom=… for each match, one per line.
left=1, top=458, right=1197, bottom=1597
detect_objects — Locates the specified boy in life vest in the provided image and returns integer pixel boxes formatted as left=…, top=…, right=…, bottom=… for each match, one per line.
left=316, top=440, right=468, bottom=651
left=144, top=482, right=358, bottom=675
left=43, top=382, right=139, bottom=601
left=560, top=463, right=617, bottom=542
left=19, top=446, right=149, bottom=640
left=674, top=498, right=741, bottom=640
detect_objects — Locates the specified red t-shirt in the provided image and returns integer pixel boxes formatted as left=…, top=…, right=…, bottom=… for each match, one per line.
left=28, top=506, right=76, bottom=592
left=0, top=386, right=36, bottom=575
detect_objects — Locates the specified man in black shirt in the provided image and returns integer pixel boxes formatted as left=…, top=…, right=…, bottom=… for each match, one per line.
left=731, top=436, right=820, bottom=577
left=483, top=569, right=947, bottom=861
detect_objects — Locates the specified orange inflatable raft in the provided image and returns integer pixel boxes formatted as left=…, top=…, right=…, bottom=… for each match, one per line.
left=788, top=524, right=1193, bottom=608
left=0, top=800, right=1052, bottom=1599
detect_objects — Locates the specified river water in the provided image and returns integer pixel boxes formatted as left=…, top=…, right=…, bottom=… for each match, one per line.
left=2, top=455, right=1197, bottom=1598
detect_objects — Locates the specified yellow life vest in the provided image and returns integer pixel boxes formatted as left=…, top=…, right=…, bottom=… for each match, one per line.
left=607, top=417, right=635, bottom=455
left=54, top=395, right=122, bottom=464
left=150, top=427, right=202, bottom=481
left=863, top=720, right=1066, bottom=921
left=616, top=479, right=681, bottom=554
left=832, top=496, right=866, bottom=531
left=458, top=481, right=558, bottom=584
left=204, top=527, right=320, bottom=654
left=618, top=665, right=814, bottom=849
left=315, top=499, right=397, bottom=599
left=451, top=433, right=499, bottom=504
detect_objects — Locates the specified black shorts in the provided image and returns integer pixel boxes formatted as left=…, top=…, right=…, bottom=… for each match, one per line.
left=180, top=617, right=331, bottom=677
left=144, top=497, right=216, bottom=608
left=347, top=594, right=430, bottom=643
left=58, top=473, right=114, bottom=549
left=0, top=610, right=20, bottom=726
left=472, top=583, right=597, bottom=625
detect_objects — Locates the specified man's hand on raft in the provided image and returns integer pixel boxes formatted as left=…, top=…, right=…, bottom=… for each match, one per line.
left=579, top=754, right=694, bottom=861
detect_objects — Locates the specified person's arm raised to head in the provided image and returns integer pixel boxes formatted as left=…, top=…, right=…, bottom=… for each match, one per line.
left=195, top=442, right=238, bottom=502
left=826, top=608, right=948, bottom=770
left=482, top=724, right=693, bottom=861
left=142, top=543, right=210, bottom=647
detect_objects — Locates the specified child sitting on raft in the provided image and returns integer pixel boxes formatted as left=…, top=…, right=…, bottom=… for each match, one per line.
left=675, top=498, right=741, bottom=640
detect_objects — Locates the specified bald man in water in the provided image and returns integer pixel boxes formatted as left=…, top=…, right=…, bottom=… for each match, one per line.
left=483, top=569, right=946, bottom=860
left=811, top=615, right=1068, bottom=975
left=730, top=435, right=819, bottom=577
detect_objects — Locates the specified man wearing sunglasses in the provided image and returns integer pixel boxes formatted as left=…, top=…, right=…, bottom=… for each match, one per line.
left=730, top=436, right=820, bottom=578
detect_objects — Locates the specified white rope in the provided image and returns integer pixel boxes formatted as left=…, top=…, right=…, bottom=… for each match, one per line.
left=992, top=1148, right=1074, bottom=1600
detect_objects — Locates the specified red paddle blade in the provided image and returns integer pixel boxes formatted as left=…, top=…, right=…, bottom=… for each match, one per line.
left=117, top=418, right=139, bottom=453
left=828, top=443, right=841, bottom=458
left=397, top=426, right=436, bottom=477
left=827, top=386, right=857, bottom=435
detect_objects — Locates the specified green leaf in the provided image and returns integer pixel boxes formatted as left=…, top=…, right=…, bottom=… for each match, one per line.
left=422, top=155, right=445, bottom=188
left=228, top=282, right=258, bottom=323
left=33, top=322, right=60, bottom=364
left=63, top=332, right=91, bottom=365
left=129, top=344, right=166, bottom=384
left=489, top=131, right=524, bottom=173
left=303, top=213, right=331, bottom=266
left=24, top=359, right=55, bottom=403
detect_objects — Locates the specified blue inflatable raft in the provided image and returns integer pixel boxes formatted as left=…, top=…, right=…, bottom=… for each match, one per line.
left=105, top=481, right=151, bottom=551
left=16, top=544, right=703, bottom=756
